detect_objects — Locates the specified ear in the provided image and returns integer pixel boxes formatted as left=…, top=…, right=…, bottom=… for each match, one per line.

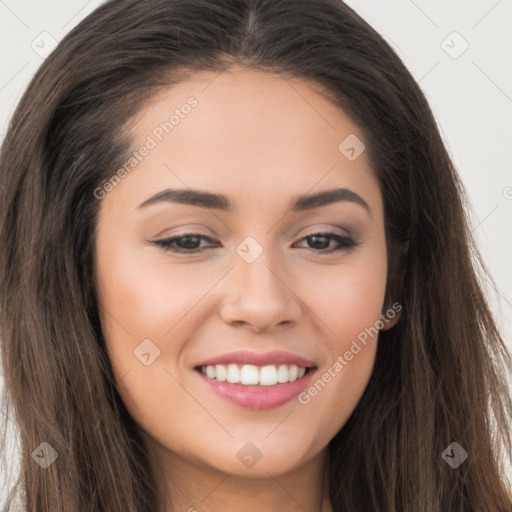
left=380, top=302, right=403, bottom=330
left=381, top=240, right=409, bottom=331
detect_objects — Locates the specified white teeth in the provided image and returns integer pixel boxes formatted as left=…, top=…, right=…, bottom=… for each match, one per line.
left=276, top=364, right=289, bottom=383
left=259, top=365, right=278, bottom=386
left=240, top=364, right=259, bottom=385
left=215, top=364, right=227, bottom=381
left=226, top=364, right=240, bottom=383
left=200, top=363, right=308, bottom=385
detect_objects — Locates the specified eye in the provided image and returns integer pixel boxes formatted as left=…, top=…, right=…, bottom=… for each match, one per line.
left=292, top=232, right=358, bottom=253
left=151, top=231, right=358, bottom=254
left=151, top=234, right=220, bottom=253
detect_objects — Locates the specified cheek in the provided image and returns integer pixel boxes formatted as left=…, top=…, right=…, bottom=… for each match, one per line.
left=295, top=253, right=387, bottom=432
left=307, top=253, right=388, bottom=346
left=94, top=247, right=203, bottom=429
left=96, top=245, right=209, bottom=338
left=94, top=244, right=226, bottom=401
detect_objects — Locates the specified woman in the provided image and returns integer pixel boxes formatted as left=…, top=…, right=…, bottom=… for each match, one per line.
left=1, top=0, right=511, bottom=511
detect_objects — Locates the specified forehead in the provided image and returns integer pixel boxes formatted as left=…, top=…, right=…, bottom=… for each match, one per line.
left=109, top=65, right=382, bottom=215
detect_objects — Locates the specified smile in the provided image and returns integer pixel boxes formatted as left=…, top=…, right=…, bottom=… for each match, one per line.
left=194, top=351, right=317, bottom=409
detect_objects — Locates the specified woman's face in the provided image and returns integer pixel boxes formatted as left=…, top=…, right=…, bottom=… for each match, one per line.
left=95, top=65, right=395, bottom=479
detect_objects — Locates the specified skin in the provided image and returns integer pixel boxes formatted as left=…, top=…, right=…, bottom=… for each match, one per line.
left=95, top=65, right=400, bottom=512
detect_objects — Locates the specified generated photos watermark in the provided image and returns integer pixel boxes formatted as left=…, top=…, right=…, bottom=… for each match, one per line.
left=93, top=97, right=198, bottom=200
left=298, top=301, right=402, bottom=405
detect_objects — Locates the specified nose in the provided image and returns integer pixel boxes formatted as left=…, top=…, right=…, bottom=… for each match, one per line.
left=219, top=249, right=303, bottom=333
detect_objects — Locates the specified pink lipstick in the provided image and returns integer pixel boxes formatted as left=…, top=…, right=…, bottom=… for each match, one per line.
left=195, top=350, right=317, bottom=410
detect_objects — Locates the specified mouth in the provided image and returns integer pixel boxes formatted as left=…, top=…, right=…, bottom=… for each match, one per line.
left=194, top=351, right=317, bottom=410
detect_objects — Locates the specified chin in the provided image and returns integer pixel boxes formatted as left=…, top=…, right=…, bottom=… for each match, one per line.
left=200, top=432, right=324, bottom=477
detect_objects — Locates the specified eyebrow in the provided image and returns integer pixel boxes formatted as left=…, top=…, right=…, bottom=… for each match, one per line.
left=137, top=187, right=371, bottom=215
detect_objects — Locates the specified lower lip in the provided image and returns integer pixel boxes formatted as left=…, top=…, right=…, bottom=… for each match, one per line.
left=198, top=370, right=316, bottom=410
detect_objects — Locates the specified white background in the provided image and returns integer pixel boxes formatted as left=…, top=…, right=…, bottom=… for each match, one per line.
left=1, top=0, right=511, bottom=504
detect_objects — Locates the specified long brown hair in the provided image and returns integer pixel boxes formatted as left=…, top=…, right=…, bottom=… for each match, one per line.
left=1, top=1, right=511, bottom=510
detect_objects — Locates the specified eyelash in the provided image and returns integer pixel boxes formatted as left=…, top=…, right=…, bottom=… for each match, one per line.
left=151, top=232, right=359, bottom=254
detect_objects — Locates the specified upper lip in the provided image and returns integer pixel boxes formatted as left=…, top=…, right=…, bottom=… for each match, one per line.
left=195, top=350, right=316, bottom=368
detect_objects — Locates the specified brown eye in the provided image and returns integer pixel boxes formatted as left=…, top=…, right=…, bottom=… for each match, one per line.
left=293, top=232, right=358, bottom=253
left=152, top=234, right=220, bottom=253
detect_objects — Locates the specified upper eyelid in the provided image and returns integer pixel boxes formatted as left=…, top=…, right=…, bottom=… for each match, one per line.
left=154, top=222, right=354, bottom=239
